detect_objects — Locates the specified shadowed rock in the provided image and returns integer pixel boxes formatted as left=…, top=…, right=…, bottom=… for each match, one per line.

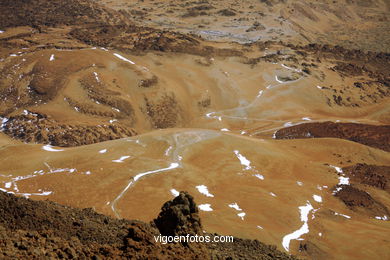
left=154, top=191, right=202, bottom=236
left=275, top=122, right=390, bottom=152
left=0, top=190, right=296, bottom=259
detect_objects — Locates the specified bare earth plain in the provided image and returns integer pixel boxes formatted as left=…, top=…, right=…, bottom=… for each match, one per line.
left=0, top=0, right=389, bottom=259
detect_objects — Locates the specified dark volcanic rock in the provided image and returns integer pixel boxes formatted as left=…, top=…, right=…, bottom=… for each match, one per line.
left=1, top=112, right=137, bottom=147
left=0, top=190, right=297, bottom=259
left=275, top=121, right=390, bottom=152
left=343, top=164, right=390, bottom=192
left=0, top=0, right=128, bottom=29
left=154, top=191, right=202, bottom=236
left=334, top=185, right=389, bottom=217
left=0, top=191, right=131, bottom=245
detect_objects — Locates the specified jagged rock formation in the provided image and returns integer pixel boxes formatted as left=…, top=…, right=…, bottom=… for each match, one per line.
left=154, top=191, right=202, bottom=237
left=0, top=191, right=296, bottom=259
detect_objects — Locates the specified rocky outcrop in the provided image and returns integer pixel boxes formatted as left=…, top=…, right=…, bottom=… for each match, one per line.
left=334, top=185, right=389, bottom=217
left=343, top=164, right=390, bottom=192
left=1, top=112, right=137, bottom=147
left=0, top=191, right=296, bottom=259
left=154, top=191, right=202, bottom=237
left=275, top=122, right=390, bottom=152
left=0, top=0, right=128, bottom=29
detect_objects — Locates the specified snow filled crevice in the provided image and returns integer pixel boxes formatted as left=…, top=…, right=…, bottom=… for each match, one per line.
left=282, top=201, right=313, bottom=251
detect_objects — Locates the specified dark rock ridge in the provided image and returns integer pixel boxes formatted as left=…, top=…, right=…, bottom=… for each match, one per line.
left=331, top=164, right=390, bottom=218
left=1, top=112, right=137, bottom=147
left=0, top=0, right=128, bottom=29
left=343, top=164, right=390, bottom=192
left=275, top=121, right=390, bottom=152
left=0, top=191, right=297, bottom=259
left=334, top=185, right=389, bottom=217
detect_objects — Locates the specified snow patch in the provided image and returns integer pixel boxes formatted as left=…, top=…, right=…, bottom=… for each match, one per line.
left=112, top=156, right=131, bottom=163
left=134, top=163, right=179, bottom=182
left=237, top=212, right=246, bottom=220
left=93, top=72, right=100, bottom=82
left=170, top=189, right=180, bottom=197
left=234, top=150, right=252, bottom=170
left=198, top=204, right=213, bottom=211
left=329, top=165, right=343, bottom=174
left=282, top=202, right=313, bottom=251
left=275, top=75, right=284, bottom=83
left=196, top=185, right=214, bottom=197
left=228, top=203, right=242, bottom=211
left=313, top=195, right=322, bottom=203
left=281, top=64, right=302, bottom=73
left=1, top=117, right=9, bottom=129
left=330, top=165, right=350, bottom=194
left=42, top=145, right=64, bottom=152
left=334, top=212, right=351, bottom=219
left=338, top=176, right=350, bottom=185
left=111, top=162, right=180, bottom=217
left=375, top=215, right=388, bottom=221
left=113, top=53, right=135, bottom=65
left=253, top=174, right=264, bottom=180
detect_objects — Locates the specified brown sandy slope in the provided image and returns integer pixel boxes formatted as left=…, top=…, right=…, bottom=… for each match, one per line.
left=0, top=191, right=296, bottom=259
left=275, top=122, right=390, bottom=152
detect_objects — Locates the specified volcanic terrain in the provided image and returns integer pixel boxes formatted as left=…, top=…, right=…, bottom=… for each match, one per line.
left=0, top=0, right=389, bottom=259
